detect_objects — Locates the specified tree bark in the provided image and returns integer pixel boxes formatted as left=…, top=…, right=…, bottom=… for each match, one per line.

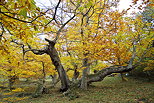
left=50, top=74, right=60, bottom=87
left=45, top=40, right=69, bottom=92
left=26, top=39, right=70, bottom=92
left=8, top=75, right=18, bottom=90
left=87, top=65, right=135, bottom=84
left=72, top=65, right=79, bottom=81
left=80, top=58, right=89, bottom=89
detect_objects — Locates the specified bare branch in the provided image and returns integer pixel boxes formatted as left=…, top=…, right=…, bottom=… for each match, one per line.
left=83, top=6, right=93, bottom=17
left=54, top=14, right=76, bottom=42
left=0, top=22, right=5, bottom=41
left=24, top=49, right=46, bottom=55
left=45, top=0, right=62, bottom=26
left=0, top=22, right=5, bottom=37
left=11, top=40, right=23, bottom=45
left=0, top=9, right=50, bottom=24
left=24, top=43, right=46, bottom=55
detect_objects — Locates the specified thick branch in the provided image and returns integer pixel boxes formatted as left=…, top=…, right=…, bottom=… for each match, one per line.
left=24, top=49, right=46, bottom=55
left=24, top=43, right=46, bottom=55
left=87, top=65, right=135, bottom=83
left=87, top=42, right=137, bottom=84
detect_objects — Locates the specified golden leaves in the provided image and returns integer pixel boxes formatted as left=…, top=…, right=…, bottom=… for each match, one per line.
left=0, top=0, right=153, bottom=82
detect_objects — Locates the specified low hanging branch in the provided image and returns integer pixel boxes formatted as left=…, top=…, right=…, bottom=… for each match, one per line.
left=86, top=42, right=137, bottom=84
left=87, top=65, right=136, bottom=84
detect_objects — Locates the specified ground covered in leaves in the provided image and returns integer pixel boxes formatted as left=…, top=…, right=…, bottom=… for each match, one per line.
left=0, top=76, right=154, bottom=103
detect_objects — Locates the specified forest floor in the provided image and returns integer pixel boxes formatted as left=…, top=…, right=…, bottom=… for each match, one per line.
left=0, top=76, right=154, bottom=103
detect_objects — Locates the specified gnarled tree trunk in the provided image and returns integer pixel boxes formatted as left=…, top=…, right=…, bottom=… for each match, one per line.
left=45, top=40, right=69, bottom=92
left=27, top=39, right=70, bottom=92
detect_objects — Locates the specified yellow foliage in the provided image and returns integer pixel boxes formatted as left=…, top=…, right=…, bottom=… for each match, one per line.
left=143, top=60, right=154, bottom=71
left=3, top=92, right=13, bottom=95
left=12, top=88, right=24, bottom=92
left=67, top=70, right=74, bottom=78
left=2, top=96, right=29, bottom=102
left=92, top=62, right=109, bottom=71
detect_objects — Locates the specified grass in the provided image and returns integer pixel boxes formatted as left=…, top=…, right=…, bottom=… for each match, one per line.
left=1, top=76, right=154, bottom=103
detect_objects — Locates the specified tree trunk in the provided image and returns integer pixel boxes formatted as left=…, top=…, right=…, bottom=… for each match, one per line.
left=8, top=79, right=13, bottom=90
left=8, top=75, right=17, bottom=90
left=46, top=40, right=69, bottom=92
left=72, top=65, right=79, bottom=81
left=32, top=79, right=48, bottom=98
left=80, top=58, right=89, bottom=89
left=27, top=39, right=69, bottom=92
left=50, top=74, right=60, bottom=87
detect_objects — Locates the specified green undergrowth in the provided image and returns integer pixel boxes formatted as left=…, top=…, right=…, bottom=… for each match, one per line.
left=1, top=76, right=154, bottom=103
